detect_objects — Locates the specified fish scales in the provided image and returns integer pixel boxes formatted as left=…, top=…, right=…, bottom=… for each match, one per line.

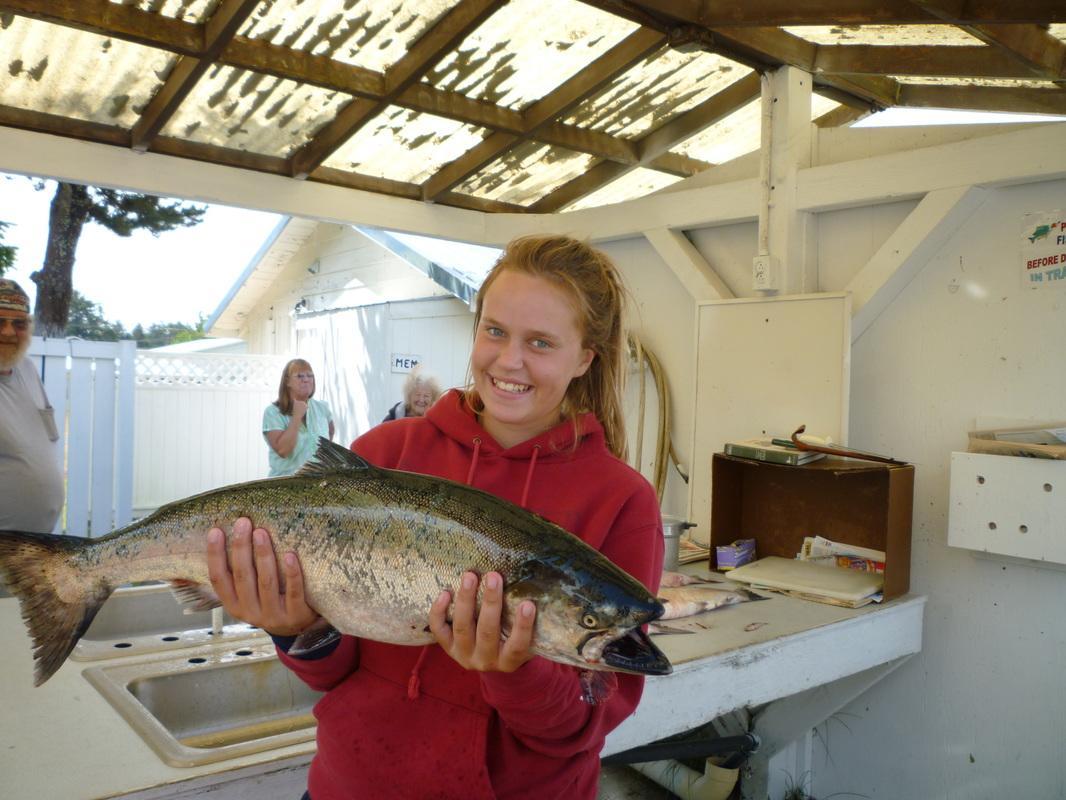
left=0, top=439, right=671, bottom=686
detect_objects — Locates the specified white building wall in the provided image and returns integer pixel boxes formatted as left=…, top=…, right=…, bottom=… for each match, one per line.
left=807, top=179, right=1066, bottom=799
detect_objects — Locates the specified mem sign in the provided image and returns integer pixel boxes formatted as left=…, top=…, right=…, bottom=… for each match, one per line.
left=391, top=353, right=421, bottom=373
left=1021, top=210, right=1066, bottom=290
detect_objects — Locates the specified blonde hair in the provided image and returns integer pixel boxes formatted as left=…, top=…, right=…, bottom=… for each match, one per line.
left=465, top=235, right=629, bottom=459
left=275, top=358, right=316, bottom=415
left=403, top=367, right=442, bottom=413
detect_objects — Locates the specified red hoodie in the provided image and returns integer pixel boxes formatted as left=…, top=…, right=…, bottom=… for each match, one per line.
left=278, top=389, right=664, bottom=800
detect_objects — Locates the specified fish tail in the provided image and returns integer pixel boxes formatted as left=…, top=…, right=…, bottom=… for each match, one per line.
left=0, top=530, right=113, bottom=686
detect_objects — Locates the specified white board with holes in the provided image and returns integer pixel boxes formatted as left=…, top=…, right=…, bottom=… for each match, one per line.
left=948, top=452, right=1066, bottom=564
left=688, top=292, right=851, bottom=532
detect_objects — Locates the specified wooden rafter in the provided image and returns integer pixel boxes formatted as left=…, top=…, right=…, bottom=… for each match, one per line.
left=581, top=0, right=1066, bottom=25
left=290, top=0, right=504, bottom=179
left=530, top=71, right=760, bottom=212
left=814, top=104, right=871, bottom=128
left=910, top=3, right=1066, bottom=81
left=130, top=0, right=259, bottom=151
left=814, top=45, right=1036, bottom=79
left=419, top=27, right=667, bottom=201
left=898, top=84, right=1066, bottom=114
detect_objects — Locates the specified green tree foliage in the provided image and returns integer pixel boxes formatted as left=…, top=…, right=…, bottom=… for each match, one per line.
left=33, top=182, right=205, bottom=336
left=64, top=290, right=203, bottom=348
left=65, top=291, right=127, bottom=341
left=0, top=221, right=15, bottom=276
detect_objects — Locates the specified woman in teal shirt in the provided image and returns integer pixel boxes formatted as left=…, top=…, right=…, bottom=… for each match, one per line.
left=263, top=359, right=335, bottom=477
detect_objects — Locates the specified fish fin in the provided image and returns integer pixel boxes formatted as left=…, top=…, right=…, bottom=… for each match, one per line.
left=297, top=438, right=374, bottom=477
left=648, top=623, right=696, bottom=636
left=0, top=530, right=111, bottom=687
left=169, top=579, right=221, bottom=612
left=290, top=618, right=341, bottom=656
left=578, top=669, right=617, bottom=705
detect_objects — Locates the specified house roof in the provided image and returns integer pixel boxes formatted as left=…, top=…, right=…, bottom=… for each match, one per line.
left=1, top=1, right=1064, bottom=214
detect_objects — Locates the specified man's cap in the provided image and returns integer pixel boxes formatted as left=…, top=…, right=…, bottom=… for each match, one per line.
left=0, top=278, right=30, bottom=315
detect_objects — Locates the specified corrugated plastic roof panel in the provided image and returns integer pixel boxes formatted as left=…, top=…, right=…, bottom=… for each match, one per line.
left=324, top=106, right=489, bottom=183
left=160, top=65, right=352, bottom=156
left=561, top=47, right=753, bottom=138
left=671, top=98, right=761, bottom=165
left=128, top=0, right=220, bottom=24
left=0, top=15, right=172, bottom=127
left=562, top=167, right=680, bottom=212
left=784, top=25, right=983, bottom=46
left=424, top=0, right=638, bottom=111
left=454, top=141, right=596, bottom=205
left=238, top=0, right=459, bottom=73
left=893, top=76, right=1059, bottom=88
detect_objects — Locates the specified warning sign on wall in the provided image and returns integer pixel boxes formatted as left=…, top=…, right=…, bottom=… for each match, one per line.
left=1021, top=210, right=1066, bottom=290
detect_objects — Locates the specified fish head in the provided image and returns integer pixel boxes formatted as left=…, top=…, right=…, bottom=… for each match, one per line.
left=505, top=555, right=671, bottom=676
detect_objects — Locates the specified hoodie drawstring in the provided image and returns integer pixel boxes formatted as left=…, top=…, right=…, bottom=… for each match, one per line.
left=465, top=437, right=482, bottom=486
left=407, top=645, right=431, bottom=700
left=519, top=445, right=541, bottom=508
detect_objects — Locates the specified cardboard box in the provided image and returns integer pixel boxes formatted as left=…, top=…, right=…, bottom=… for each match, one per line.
left=967, top=424, right=1066, bottom=460
left=710, top=453, right=914, bottom=602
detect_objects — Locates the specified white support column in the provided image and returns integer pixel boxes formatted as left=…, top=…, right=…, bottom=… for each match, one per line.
left=847, top=185, right=987, bottom=343
left=643, top=227, right=735, bottom=301
left=758, top=66, right=816, bottom=295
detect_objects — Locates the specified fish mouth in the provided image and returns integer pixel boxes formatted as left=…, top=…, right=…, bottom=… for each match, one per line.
left=601, top=627, right=672, bottom=676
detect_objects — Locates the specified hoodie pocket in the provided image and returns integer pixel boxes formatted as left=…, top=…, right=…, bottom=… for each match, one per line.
left=310, top=667, right=496, bottom=800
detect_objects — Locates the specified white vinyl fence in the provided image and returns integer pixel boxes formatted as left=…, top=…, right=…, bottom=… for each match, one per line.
left=132, top=352, right=290, bottom=515
left=27, top=337, right=136, bottom=537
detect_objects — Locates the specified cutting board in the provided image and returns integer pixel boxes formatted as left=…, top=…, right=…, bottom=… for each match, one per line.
left=726, top=556, right=883, bottom=603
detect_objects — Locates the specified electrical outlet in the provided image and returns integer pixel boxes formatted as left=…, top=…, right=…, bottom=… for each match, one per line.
left=752, top=254, right=779, bottom=291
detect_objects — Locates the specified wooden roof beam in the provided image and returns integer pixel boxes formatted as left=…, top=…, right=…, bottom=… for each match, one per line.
left=289, top=0, right=504, bottom=180
left=420, top=27, right=667, bottom=202
left=910, top=3, right=1066, bottom=80
left=130, top=0, right=259, bottom=152
left=897, top=84, right=1066, bottom=114
left=814, top=44, right=1035, bottom=79
left=585, top=0, right=1066, bottom=25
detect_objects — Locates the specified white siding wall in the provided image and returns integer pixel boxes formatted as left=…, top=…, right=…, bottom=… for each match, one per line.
left=808, top=177, right=1066, bottom=800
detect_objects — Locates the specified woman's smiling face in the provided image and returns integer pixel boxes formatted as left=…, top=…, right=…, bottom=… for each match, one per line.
left=472, top=269, right=594, bottom=449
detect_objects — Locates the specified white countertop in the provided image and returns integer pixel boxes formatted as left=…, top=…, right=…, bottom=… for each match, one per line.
left=0, top=571, right=926, bottom=798
left=0, top=597, right=314, bottom=800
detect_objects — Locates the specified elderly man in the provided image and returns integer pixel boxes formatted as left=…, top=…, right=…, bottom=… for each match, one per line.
left=0, top=278, right=63, bottom=533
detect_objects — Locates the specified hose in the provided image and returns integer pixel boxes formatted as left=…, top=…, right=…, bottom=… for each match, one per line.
left=628, top=334, right=689, bottom=502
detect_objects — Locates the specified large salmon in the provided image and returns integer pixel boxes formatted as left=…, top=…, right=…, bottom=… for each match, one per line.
left=0, top=439, right=669, bottom=686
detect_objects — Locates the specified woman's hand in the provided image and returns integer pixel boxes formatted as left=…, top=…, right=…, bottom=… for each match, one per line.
left=206, top=517, right=320, bottom=637
left=428, top=571, right=536, bottom=673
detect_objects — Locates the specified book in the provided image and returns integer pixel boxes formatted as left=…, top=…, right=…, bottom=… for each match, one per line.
left=723, top=438, right=826, bottom=466
left=726, top=556, right=883, bottom=607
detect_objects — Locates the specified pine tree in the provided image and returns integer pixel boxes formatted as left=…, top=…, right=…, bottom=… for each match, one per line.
left=0, top=221, right=15, bottom=276
left=31, top=182, right=205, bottom=336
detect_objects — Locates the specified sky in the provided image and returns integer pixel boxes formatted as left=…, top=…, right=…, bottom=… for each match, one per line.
left=0, top=174, right=282, bottom=330
left=0, top=108, right=1060, bottom=332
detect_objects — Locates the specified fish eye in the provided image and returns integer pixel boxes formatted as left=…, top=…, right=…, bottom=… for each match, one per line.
left=580, top=612, right=599, bottom=629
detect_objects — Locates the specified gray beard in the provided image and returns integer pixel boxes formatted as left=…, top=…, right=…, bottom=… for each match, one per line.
left=0, top=336, right=30, bottom=371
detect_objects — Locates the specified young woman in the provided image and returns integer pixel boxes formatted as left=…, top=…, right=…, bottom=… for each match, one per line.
left=262, top=358, right=335, bottom=477
left=208, top=235, right=664, bottom=799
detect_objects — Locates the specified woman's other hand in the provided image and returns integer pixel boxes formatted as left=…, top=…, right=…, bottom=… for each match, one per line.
left=292, top=399, right=308, bottom=422
left=429, top=571, right=536, bottom=673
left=206, top=517, right=320, bottom=636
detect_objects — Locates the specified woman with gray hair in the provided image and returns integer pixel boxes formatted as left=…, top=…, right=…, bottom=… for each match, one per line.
left=382, top=367, right=441, bottom=422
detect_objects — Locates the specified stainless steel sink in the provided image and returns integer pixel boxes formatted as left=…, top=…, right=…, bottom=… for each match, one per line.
left=83, top=640, right=322, bottom=766
left=72, top=583, right=264, bottom=661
